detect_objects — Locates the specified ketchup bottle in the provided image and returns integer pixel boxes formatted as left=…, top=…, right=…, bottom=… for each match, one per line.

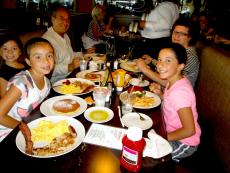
left=120, top=127, right=146, bottom=172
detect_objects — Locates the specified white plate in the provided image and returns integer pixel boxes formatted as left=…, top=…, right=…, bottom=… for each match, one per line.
left=15, top=116, right=85, bottom=158
left=76, top=70, right=105, bottom=82
left=119, top=91, right=161, bottom=109
left=122, top=112, right=153, bottom=130
left=129, top=78, right=150, bottom=87
left=120, top=61, right=140, bottom=72
left=84, top=107, right=114, bottom=123
left=40, top=95, right=87, bottom=117
left=52, top=78, right=95, bottom=95
left=84, top=53, right=106, bottom=62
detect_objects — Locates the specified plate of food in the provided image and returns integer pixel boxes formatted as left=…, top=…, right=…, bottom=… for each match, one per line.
left=40, top=95, right=87, bottom=117
left=84, top=107, right=114, bottom=123
left=52, top=78, right=95, bottom=95
left=15, top=116, right=85, bottom=158
left=120, top=60, right=140, bottom=72
left=129, top=78, right=150, bottom=87
left=76, top=70, right=105, bottom=82
left=122, top=112, right=153, bottom=130
left=84, top=53, right=106, bottom=62
left=119, top=86, right=161, bottom=109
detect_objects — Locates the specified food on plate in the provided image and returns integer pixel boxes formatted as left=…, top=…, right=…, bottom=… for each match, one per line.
left=85, top=72, right=102, bottom=81
left=19, top=122, right=33, bottom=155
left=120, top=61, right=140, bottom=72
left=121, top=87, right=155, bottom=107
left=57, top=79, right=94, bottom=94
left=89, top=110, right=109, bottom=121
left=20, top=120, right=77, bottom=156
left=53, top=99, right=80, bottom=114
left=84, top=96, right=94, bottom=105
left=127, top=86, right=144, bottom=94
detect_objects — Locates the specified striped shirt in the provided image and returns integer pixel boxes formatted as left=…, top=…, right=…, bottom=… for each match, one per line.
left=87, top=20, right=105, bottom=41
left=183, top=47, right=200, bottom=87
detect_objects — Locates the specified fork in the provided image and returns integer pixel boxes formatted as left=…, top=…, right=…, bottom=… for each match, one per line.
left=133, top=109, right=146, bottom=121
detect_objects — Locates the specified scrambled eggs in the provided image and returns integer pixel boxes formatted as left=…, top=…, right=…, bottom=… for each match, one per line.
left=58, top=83, right=81, bottom=94
left=31, top=120, right=69, bottom=143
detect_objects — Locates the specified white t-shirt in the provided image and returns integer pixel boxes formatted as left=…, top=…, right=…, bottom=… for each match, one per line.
left=141, top=2, right=179, bottom=39
left=0, top=70, right=50, bottom=142
left=43, top=27, right=81, bottom=83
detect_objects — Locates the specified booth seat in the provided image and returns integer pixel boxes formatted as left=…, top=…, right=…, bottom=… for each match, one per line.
left=175, top=42, right=230, bottom=173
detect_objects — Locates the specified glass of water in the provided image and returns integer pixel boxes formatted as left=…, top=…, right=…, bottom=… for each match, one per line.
left=121, top=102, right=133, bottom=115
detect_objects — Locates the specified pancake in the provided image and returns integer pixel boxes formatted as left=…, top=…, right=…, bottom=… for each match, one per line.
left=53, top=99, right=80, bottom=114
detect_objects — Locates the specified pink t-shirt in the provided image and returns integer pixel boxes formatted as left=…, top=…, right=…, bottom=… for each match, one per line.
left=163, top=77, right=201, bottom=146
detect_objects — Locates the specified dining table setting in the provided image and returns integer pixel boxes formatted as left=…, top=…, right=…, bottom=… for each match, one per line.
left=0, top=53, right=174, bottom=173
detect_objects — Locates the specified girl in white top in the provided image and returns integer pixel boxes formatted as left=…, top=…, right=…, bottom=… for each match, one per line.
left=0, top=37, right=55, bottom=142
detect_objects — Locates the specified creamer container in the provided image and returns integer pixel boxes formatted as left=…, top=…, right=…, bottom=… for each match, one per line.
left=120, top=127, right=146, bottom=172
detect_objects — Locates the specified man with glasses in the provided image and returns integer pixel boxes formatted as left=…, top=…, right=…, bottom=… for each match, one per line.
left=42, top=5, right=81, bottom=83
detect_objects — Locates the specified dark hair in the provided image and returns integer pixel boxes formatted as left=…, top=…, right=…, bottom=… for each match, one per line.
left=24, top=37, right=53, bottom=59
left=51, top=5, right=70, bottom=17
left=0, top=35, right=23, bottom=52
left=171, top=17, right=200, bottom=46
left=162, top=43, right=187, bottom=64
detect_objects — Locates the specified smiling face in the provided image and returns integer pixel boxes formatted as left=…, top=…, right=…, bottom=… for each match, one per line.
left=0, top=40, right=21, bottom=63
left=51, top=8, right=70, bottom=36
left=157, top=48, right=184, bottom=85
left=172, top=25, right=191, bottom=48
left=26, top=42, right=55, bottom=76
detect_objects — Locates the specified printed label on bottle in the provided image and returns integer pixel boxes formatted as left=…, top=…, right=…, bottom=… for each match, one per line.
left=122, top=146, right=138, bottom=165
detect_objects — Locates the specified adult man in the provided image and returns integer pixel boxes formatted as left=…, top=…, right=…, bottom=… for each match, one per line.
left=42, top=6, right=81, bottom=83
left=136, top=0, right=179, bottom=58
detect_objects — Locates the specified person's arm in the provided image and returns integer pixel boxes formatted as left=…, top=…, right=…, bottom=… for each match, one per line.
left=0, top=77, right=7, bottom=97
left=0, top=85, right=22, bottom=129
left=136, top=59, right=167, bottom=86
left=167, top=107, right=196, bottom=141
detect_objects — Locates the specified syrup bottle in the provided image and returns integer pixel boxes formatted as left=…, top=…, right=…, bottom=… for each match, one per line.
left=120, top=127, right=146, bottom=172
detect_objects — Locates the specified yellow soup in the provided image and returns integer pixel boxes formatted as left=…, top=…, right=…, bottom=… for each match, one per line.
left=89, top=110, right=109, bottom=121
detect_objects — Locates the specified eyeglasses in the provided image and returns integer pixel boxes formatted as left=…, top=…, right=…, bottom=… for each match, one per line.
left=172, top=30, right=189, bottom=37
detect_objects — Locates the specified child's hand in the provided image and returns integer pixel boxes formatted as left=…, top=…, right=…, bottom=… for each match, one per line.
left=136, top=58, right=148, bottom=71
left=149, top=82, right=162, bottom=96
left=141, top=54, right=153, bottom=64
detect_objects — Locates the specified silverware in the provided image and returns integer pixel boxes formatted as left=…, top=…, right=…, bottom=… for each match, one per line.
left=117, top=106, right=125, bottom=127
left=133, top=109, right=146, bottom=121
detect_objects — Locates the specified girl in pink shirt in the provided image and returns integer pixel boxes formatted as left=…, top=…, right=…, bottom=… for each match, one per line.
left=151, top=43, right=201, bottom=162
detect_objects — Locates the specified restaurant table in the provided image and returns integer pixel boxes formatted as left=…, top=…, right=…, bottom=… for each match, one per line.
left=0, top=68, right=173, bottom=173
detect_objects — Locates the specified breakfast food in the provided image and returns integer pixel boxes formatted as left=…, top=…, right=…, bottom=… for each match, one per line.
left=53, top=99, right=80, bottom=114
left=20, top=120, right=77, bottom=156
left=120, top=61, right=140, bottom=72
left=85, top=72, right=102, bottom=81
left=56, top=79, right=94, bottom=94
left=84, top=96, right=94, bottom=105
left=121, top=87, right=155, bottom=108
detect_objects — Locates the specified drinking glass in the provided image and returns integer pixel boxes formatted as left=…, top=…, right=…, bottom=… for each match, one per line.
left=80, top=59, right=88, bottom=71
left=93, top=87, right=109, bottom=106
left=121, top=102, right=133, bottom=115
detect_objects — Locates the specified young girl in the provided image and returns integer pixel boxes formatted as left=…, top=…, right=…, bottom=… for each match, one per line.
left=0, top=37, right=55, bottom=142
left=151, top=43, right=201, bottom=162
left=0, top=35, right=28, bottom=97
